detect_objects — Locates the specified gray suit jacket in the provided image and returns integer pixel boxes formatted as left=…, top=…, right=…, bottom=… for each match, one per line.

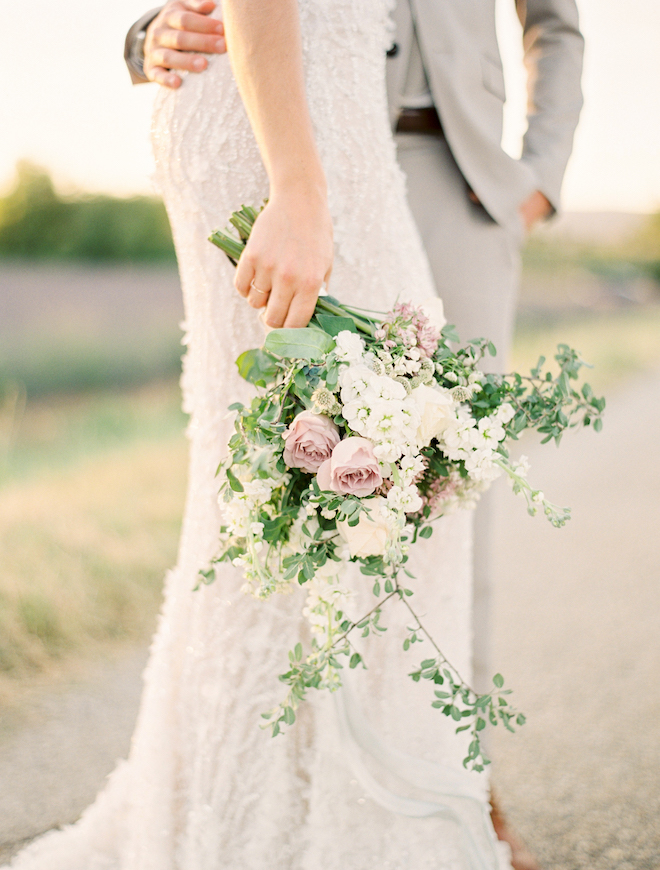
left=386, top=0, right=584, bottom=229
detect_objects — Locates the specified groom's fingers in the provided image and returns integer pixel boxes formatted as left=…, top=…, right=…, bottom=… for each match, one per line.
left=144, top=1, right=225, bottom=87
left=147, top=46, right=212, bottom=74
left=156, top=29, right=226, bottom=56
left=146, top=66, right=184, bottom=89
left=164, top=9, right=224, bottom=36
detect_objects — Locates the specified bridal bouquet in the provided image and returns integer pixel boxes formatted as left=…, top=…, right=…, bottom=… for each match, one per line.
left=201, top=206, right=605, bottom=771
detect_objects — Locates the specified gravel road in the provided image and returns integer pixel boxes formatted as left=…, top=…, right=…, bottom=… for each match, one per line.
left=1, top=367, right=658, bottom=868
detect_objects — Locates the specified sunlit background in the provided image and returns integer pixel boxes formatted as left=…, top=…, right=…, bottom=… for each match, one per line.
left=0, top=1, right=659, bottom=866
left=1, top=0, right=659, bottom=209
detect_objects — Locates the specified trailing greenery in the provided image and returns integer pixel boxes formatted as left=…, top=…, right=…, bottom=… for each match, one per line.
left=0, top=162, right=176, bottom=262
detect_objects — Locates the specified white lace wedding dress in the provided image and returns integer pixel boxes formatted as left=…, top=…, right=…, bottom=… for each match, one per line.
left=5, top=2, right=511, bottom=868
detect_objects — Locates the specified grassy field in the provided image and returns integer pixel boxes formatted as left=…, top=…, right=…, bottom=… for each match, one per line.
left=0, top=435, right=187, bottom=705
left=0, top=303, right=659, bottom=705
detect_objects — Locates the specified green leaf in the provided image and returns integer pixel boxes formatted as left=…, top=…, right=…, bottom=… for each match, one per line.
left=493, top=673, right=504, bottom=689
left=283, top=706, right=296, bottom=726
left=315, top=314, right=359, bottom=336
left=349, top=652, right=362, bottom=669
left=226, top=467, right=244, bottom=492
left=419, top=526, right=433, bottom=539
left=294, top=642, right=303, bottom=661
left=265, top=327, right=336, bottom=361
left=441, top=324, right=460, bottom=343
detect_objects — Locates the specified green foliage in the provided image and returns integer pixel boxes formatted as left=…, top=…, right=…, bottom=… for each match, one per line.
left=236, top=348, right=279, bottom=387
left=0, top=162, right=175, bottom=262
left=264, top=327, right=336, bottom=361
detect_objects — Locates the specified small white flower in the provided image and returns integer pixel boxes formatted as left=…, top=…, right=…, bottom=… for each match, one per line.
left=495, top=403, right=516, bottom=424
left=386, top=484, right=423, bottom=514
left=373, top=440, right=402, bottom=463
left=510, top=455, right=530, bottom=477
left=335, top=331, right=366, bottom=364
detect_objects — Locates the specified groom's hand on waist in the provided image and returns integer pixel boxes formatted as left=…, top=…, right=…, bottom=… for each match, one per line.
left=468, top=188, right=553, bottom=234
left=144, top=0, right=226, bottom=89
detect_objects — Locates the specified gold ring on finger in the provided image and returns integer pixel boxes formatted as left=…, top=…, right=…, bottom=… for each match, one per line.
left=250, top=280, right=270, bottom=296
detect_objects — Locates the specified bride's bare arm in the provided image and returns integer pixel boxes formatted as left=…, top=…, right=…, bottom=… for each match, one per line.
left=223, top=0, right=333, bottom=329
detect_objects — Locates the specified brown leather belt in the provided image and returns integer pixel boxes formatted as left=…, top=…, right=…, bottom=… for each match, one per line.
left=395, top=106, right=444, bottom=137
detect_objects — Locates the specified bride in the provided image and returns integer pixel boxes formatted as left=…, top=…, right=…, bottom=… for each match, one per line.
left=6, top=0, right=512, bottom=867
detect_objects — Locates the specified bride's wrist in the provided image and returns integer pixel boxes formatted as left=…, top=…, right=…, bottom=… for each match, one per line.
left=268, top=161, right=328, bottom=205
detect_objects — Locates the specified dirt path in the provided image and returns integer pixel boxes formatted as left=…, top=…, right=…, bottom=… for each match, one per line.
left=0, top=649, right=147, bottom=863
left=1, top=368, right=658, bottom=869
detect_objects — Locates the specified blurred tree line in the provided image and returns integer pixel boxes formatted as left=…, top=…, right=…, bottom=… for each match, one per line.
left=0, top=162, right=176, bottom=262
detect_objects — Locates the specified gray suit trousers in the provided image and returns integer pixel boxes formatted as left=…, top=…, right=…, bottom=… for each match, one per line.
left=396, top=133, right=523, bottom=694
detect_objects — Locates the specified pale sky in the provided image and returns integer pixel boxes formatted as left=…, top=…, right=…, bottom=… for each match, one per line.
left=1, top=0, right=659, bottom=211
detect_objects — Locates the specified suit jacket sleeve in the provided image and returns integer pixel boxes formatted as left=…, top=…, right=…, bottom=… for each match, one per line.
left=518, top=0, right=585, bottom=213
left=125, top=7, right=164, bottom=84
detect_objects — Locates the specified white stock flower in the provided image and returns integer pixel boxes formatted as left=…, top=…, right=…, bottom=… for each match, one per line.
left=495, top=403, right=516, bottom=424
left=399, top=453, right=425, bottom=484
left=463, top=448, right=501, bottom=483
left=339, top=364, right=379, bottom=403
left=510, top=455, right=530, bottom=477
left=469, top=415, right=506, bottom=450
left=373, top=441, right=402, bottom=464
left=243, top=479, right=275, bottom=502
left=341, top=398, right=371, bottom=433
left=386, top=484, right=423, bottom=514
left=371, top=374, right=408, bottom=401
left=334, top=331, right=366, bottom=364
left=337, top=497, right=391, bottom=558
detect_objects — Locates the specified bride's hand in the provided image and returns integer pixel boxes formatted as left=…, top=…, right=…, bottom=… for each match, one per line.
left=234, top=184, right=333, bottom=329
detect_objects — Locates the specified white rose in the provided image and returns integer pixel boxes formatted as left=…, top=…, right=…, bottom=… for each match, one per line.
left=419, top=297, right=447, bottom=331
left=410, top=384, right=455, bottom=446
left=337, top=497, right=390, bottom=558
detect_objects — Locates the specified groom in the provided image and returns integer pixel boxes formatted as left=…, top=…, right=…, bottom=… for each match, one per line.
left=124, top=2, right=584, bottom=866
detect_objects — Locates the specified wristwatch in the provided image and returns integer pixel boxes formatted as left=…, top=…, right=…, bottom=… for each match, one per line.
left=124, top=7, right=164, bottom=84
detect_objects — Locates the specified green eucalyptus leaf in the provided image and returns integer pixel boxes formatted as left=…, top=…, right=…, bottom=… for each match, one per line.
left=236, top=348, right=279, bottom=386
left=315, top=314, right=358, bottom=336
left=226, top=467, right=244, bottom=492
left=265, top=327, right=336, bottom=361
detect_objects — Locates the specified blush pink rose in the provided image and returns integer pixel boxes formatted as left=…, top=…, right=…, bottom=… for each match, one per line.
left=282, top=410, right=340, bottom=473
left=316, top=437, right=383, bottom=497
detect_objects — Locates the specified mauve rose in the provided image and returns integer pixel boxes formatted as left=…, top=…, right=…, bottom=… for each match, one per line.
left=316, top=438, right=383, bottom=497
left=282, top=411, right=340, bottom=473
